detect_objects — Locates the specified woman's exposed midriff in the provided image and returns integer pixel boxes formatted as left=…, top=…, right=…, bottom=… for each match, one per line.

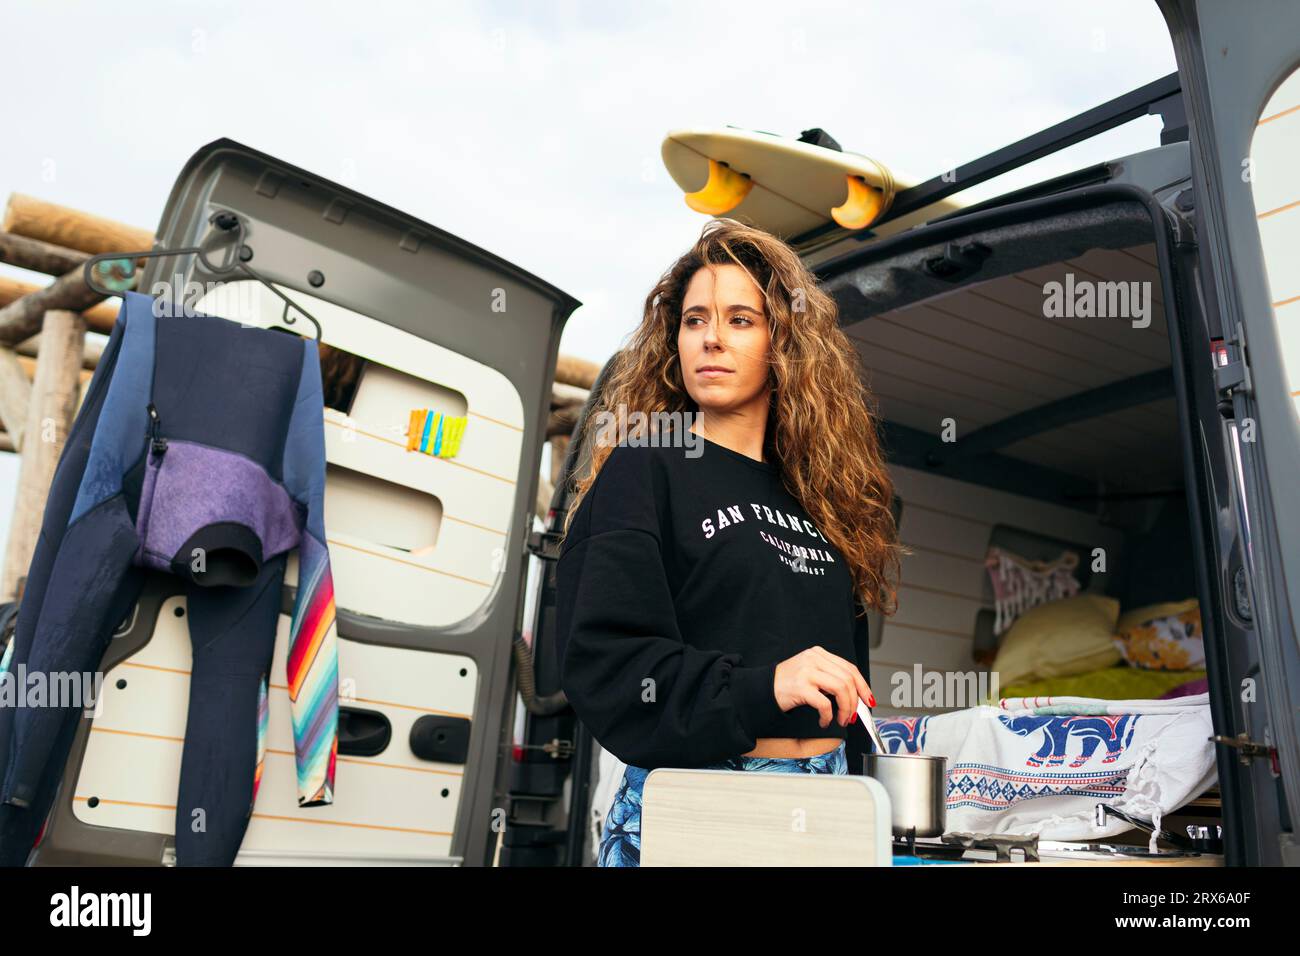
left=742, top=737, right=843, bottom=759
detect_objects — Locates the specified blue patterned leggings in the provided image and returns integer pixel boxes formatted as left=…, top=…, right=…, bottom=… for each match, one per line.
left=596, top=740, right=848, bottom=867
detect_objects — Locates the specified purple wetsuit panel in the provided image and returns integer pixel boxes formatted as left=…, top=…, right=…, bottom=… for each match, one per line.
left=135, top=439, right=303, bottom=574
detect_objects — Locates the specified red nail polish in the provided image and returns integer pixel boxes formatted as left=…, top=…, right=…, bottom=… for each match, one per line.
left=849, top=712, right=858, bottom=724
left=868, top=695, right=876, bottom=707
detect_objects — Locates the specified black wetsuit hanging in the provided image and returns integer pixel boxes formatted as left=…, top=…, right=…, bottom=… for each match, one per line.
left=0, top=290, right=339, bottom=866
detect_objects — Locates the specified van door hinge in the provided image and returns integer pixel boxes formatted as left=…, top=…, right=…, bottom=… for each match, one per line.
left=1214, top=360, right=1251, bottom=398
left=1210, top=732, right=1278, bottom=771
left=525, top=529, right=563, bottom=561
left=1214, top=320, right=1253, bottom=399
left=516, top=738, right=575, bottom=759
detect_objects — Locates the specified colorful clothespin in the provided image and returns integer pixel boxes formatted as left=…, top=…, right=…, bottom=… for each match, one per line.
left=406, top=409, right=467, bottom=458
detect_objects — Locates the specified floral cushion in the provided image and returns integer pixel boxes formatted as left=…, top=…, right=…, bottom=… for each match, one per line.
left=1112, top=599, right=1203, bottom=670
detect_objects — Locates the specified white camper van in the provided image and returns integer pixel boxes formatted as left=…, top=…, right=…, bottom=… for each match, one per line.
left=521, top=0, right=1300, bottom=867
left=18, top=0, right=1300, bottom=866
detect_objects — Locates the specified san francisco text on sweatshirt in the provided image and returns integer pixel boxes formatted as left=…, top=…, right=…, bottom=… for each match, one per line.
left=556, top=434, right=871, bottom=770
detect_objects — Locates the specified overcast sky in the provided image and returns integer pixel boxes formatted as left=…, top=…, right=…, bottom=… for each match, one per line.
left=0, top=0, right=1177, bottom=557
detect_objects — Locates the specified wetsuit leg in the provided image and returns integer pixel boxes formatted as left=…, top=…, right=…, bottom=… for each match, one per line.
left=0, top=567, right=144, bottom=866
left=174, top=553, right=286, bottom=866
left=0, top=315, right=127, bottom=783
left=0, top=498, right=142, bottom=811
left=0, top=315, right=143, bottom=866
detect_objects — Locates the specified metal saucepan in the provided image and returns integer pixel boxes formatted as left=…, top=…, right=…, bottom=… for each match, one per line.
left=857, top=700, right=947, bottom=838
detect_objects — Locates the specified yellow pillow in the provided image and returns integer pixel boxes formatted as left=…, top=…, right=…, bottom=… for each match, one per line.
left=990, top=593, right=1122, bottom=687
left=1117, top=598, right=1198, bottom=634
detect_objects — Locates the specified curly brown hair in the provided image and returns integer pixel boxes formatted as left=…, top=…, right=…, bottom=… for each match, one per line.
left=562, top=218, right=905, bottom=616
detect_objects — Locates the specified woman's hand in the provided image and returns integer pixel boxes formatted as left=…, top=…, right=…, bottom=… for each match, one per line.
left=773, top=646, right=875, bottom=728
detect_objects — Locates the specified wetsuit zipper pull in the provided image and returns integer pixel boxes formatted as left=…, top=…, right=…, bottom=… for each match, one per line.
left=147, top=402, right=168, bottom=457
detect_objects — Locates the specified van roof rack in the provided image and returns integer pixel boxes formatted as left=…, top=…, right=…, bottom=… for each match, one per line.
left=856, top=72, right=1184, bottom=234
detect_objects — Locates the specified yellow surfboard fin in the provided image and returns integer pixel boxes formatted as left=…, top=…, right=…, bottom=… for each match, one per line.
left=831, top=174, right=887, bottom=230
left=684, top=158, right=754, bottom=215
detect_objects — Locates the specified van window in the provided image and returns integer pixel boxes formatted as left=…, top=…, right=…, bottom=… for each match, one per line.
left=193, top=281, right=526, bottom=630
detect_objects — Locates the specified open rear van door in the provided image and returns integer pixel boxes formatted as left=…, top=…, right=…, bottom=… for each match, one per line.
left=1157, top=0, right=1300, bottom=864
left=30, top=139, right=579, bottom=865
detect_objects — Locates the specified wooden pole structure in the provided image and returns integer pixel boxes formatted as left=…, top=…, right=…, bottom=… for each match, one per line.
left=0, top=230, right=88, bottom=277
left=0, top=196, right=154, bottom=600
left=555, top=354, right=599, bottom=390
left=541, top=362, right=594, bottom=511
left=3, top=194, right=153, bottom=258
left=0, top=267, right=108, bottom=345
left=534, top=370, right=593, bottom=520
left=0, top=325, right=102, bottom=453
left=1, top=310, right=87, bottom=599
left=0, top=226, right=104, bottom=488
left=0, top=276, right=118, bottom=333
left=0, top=341, right=111, bottom=457
left=16, top=332, right=103, bottom=369
left=549, top=434, right=571, bottom=489
left=0, top=347, right=32, bottom=451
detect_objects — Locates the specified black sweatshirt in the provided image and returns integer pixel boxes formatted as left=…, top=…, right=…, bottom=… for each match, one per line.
left=556, top=433, right=872, bottom=770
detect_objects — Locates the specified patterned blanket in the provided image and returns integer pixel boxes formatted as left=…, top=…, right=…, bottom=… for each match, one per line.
left=875, top=694, right=1217, bottom=847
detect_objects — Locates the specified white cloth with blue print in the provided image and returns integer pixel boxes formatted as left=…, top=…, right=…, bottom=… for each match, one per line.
left=875, top=698, right=1217, bottom=849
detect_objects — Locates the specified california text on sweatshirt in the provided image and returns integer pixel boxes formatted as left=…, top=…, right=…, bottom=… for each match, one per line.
left=556, top=432, right=871, bottom=770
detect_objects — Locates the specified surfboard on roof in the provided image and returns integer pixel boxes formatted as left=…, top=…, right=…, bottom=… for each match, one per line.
left=661, top=125, right=968, bottom=252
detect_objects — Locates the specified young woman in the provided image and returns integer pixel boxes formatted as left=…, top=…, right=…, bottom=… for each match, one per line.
left=556, top=218, right=904, bottom=867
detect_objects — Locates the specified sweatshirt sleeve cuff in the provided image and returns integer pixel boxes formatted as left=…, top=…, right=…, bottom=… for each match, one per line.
left=730, top=661, right=786, bottom=738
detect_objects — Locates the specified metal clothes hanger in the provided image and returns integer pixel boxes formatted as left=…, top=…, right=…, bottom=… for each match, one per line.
left=82, top=209, right=323, bottom=341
